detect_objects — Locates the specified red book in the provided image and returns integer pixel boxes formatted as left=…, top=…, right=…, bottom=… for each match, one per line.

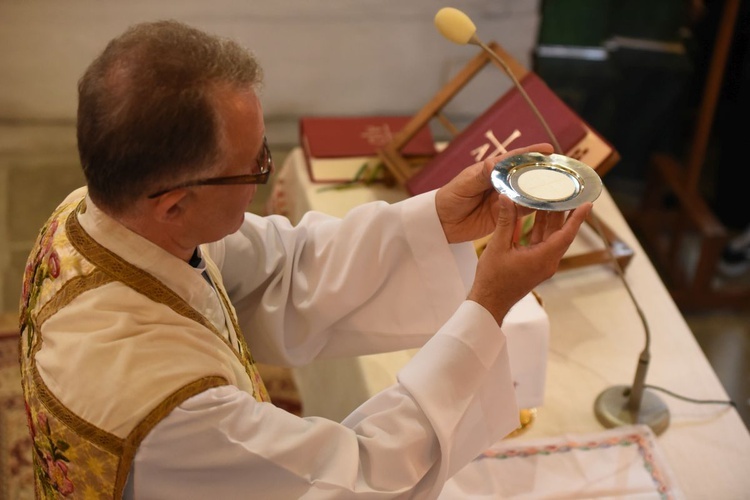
left=405, top=73, right=616, bottom=195
left=300, top=116, right=436, bottom=183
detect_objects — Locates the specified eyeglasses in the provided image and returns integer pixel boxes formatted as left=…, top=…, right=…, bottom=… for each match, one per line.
left=147, top=136, right=273, bottom=199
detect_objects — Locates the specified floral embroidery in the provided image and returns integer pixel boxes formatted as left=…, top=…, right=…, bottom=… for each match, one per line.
left=48, top=251, right=61, bottom=279
left=26, top=404, right=75, bottom=497
left=18, top=195, right=272, bottom=497
left=480, top=432, right=674, bottom=500
left=20, top=214, right=63, bottom=356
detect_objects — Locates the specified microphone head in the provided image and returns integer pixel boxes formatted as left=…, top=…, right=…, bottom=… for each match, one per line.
left=434, top=7, right=477, bottom=45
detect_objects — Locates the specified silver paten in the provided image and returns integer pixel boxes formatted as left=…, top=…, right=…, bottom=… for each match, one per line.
left=491, top=152, right=602, bottom=211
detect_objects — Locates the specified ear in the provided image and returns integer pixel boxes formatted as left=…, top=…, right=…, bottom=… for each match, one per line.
left=149, top=189, right=191, bottom=225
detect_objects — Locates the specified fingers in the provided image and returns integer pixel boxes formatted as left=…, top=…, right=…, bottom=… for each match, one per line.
left=469, top=198, right=592, bottom=325
left=547, top=203, right=592, bottom=252
left=527, top=211, right=546, bottom=246
left=566, top=203, right=592, bottom=233
left=492, top=194, right=519, bottom=251
left=525, top=209, right=561, bottom=246
left=545, top=210, right=566, bottom=239
left=525, top=201, right=592, bottom=246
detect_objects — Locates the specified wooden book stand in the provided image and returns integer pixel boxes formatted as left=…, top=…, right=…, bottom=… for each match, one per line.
left=378, top=41, right=633, bottom=272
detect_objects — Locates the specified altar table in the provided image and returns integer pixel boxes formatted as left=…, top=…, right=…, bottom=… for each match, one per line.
left=269, top=147, right=750, bottom=498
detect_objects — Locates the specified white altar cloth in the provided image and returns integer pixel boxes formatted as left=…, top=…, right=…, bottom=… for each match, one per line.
left=270, top=147, right=750, bottom=499
left=439, top=425, right=683, bottom=499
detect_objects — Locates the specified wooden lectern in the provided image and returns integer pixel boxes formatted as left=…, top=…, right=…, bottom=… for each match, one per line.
left=378, top=41, right=633, bottom=272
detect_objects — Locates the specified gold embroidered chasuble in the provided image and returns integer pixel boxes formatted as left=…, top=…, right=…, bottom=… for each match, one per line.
left=19, top=192, right=269, bottom=498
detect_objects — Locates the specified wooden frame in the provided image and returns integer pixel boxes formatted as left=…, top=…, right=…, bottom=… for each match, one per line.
left=378, top=41, right=632, bottom=272
left=630, top=0, right=749, bottom=310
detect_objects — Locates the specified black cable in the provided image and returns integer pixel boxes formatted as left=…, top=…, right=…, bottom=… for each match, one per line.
left=588, top=205, right=737, bottom=412
left=643, top=383, right=737, bottom=408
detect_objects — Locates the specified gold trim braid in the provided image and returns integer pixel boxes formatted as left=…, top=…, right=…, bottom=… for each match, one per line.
left=66, top=205, right=217, bottom=334
left=19, top=195, right=268, bottom=498
left=117, top=375, right=229, bottom=494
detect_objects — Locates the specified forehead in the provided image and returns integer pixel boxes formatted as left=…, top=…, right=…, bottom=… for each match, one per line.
left=215, top=87, right=264, bottom=153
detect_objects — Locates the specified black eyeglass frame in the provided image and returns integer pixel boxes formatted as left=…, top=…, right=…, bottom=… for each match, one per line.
left=147, top=137, right=273, bottom=199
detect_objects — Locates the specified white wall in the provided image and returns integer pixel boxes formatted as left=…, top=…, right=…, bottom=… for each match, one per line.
left=0, top=0, right=541, bottom=313
left=0, top=0, right=541, bottom=143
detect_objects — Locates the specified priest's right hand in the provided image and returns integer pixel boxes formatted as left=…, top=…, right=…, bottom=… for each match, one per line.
left=467, top=193, right=591, bottom=325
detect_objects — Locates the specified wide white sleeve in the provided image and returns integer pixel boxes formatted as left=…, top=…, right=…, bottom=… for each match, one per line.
left=209, top=191, right=478, bottom=366
left=127, top=301, right=520, bottom=499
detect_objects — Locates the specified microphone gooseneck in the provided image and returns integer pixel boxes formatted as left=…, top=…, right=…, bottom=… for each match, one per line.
left=434, top=7, right=670, bottom=435
left=588, top=217, right=670, bottom=436
left=434, top=7, right=562, bottom=153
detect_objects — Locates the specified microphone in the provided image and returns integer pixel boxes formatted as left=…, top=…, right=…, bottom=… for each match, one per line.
left=592, top=267, right=670, bottom=435
left=434, top=7, right=670, bottom=435
left=434, top=7, right=562, bottom=153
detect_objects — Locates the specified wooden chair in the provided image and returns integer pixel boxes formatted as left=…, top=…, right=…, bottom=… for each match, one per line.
left=632, top=0, right=749, bottom=310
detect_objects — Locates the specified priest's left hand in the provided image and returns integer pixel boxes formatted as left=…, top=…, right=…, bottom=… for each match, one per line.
left=435, top=142, right=554, bottom=244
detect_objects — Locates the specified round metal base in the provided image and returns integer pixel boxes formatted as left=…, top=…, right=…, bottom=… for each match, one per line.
left=594, top=385, right=670, bottom=436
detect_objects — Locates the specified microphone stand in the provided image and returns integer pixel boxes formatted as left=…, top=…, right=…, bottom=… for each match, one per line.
left=467, top=30, right=670, bottom=436
left=591, top=211, right=670, bottom=435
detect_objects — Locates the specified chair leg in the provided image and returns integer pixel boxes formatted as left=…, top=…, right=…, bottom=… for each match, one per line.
left=630, top=153, right=750, bottom=310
